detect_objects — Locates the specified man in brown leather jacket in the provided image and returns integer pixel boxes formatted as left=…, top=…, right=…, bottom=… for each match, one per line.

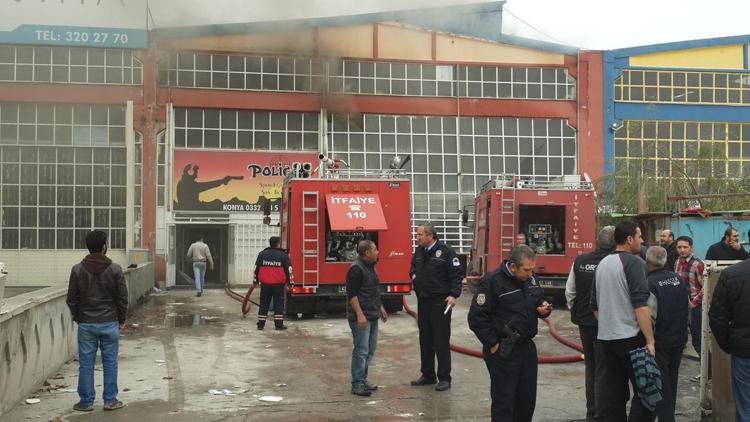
left=66, top=230, right=128, bottom=412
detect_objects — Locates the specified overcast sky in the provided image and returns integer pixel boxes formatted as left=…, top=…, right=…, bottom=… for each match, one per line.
left=149, top=0, right=750, bottom=50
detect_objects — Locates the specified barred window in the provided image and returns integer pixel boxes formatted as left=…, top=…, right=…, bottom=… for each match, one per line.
left=0, top=45, right=143, bottom=85
left=615, top=70, right=750, bottom=105
left=0, top=103, right=128, bottom=249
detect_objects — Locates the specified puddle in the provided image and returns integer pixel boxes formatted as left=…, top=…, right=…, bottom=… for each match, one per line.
left=164, top=313, right=222, bottom=328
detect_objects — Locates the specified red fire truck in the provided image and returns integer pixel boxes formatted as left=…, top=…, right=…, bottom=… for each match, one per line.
left=469, top=174, right=597, bottom=296
left=279, top=160, right=413, bottom=315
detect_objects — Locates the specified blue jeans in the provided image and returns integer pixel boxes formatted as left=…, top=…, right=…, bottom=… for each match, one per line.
left=193, top=261, right=206, bottom=292
left=349, top=318, right=378, bottom=388
left=732, top=355, right=750, bottom=422
left=77, top=321, right=120, bottom=405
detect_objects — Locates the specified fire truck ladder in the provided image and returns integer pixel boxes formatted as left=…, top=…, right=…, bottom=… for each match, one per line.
left=499, top=178, right=517, bottom=258
left=301, top=191, right=320, bottom=287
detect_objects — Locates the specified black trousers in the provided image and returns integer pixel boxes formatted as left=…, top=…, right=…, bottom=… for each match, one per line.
left=579, top=325, right=604, bottom=422
left=654, top=344, right=684, bottom=422
left=417, top=297, right=452, bottom=382
left=484, top=340, right=537, bottom=422
left=257, top=284, right=285, bottom=327
left=595, top=334, right=653, bottom=422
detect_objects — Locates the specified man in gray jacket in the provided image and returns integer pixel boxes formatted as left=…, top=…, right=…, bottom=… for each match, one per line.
left=66, top=230, right=128, bottom=412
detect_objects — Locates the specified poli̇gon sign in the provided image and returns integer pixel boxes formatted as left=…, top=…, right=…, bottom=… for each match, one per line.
left=172, top=150, right=318, bottom=213
left=0, top=0, right=147, bottom=48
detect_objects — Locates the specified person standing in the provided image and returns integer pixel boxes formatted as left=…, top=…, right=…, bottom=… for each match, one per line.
left=645, top=246, right=689, bottom=422
left=565, top=226, right=615, bottom=422
left=253, top=236, right=292, bottom=331
left=659, top=229, right=678, bottom=271
left=674, top=236, right=705, bottom=356
left=591, top=220, right=655, bottom=421
left=706, top=227, right=750, bottom=261
left=186, top=235, right=214, bottom=297
left=66, top=230, right=128, bottom=412
left=468, top=245, right=552, bottom=421
left=514, top=233, right=527, bottom=247
left=709, top=258, right=750, bottom=422
left=410, top=223, right=462, bottom=391
left=346, top=240, right=388, bottom=397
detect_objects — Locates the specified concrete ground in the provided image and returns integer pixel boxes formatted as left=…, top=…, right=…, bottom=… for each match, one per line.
left=4, top=288, right=703, bottom=421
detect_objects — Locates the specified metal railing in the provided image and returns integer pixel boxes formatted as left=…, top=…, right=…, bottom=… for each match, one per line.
left=480, top=174, right=593, bottom=193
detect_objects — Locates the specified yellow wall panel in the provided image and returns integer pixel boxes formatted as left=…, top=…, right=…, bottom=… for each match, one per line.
left=318, top=24, right=373, bottom=58
left=630, top=45, right=745, bottom=69
left=377, top=24, right=433, bottom=61
left=167, top=30, right=316, bottom=55
left=435, top=34, right=565, bottom=65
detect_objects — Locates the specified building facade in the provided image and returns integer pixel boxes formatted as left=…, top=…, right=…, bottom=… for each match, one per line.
left=0, top=2, right=604, bottom=286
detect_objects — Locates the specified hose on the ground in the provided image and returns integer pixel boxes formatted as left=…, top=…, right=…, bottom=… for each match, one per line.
left=401, top=295, right=584, bottom=364
left=224, top=283, right=259, bottom=316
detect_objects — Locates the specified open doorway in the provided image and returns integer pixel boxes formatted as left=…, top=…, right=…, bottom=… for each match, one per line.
left=175, top=224, right=229, bottom=288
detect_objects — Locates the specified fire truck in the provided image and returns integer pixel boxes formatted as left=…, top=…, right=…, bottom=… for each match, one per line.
left=279, top=156, right=413, bottom=315
left=469, top=174, right=597, bottom=296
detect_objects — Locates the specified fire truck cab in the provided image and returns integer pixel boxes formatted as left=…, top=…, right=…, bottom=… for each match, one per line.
left=279, top=164, right=413, bottom=315
left=469, top=174, right=596, bottom=295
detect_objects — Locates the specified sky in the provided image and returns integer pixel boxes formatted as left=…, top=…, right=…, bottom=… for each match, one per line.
left=148, top=0, right=750, bottom=50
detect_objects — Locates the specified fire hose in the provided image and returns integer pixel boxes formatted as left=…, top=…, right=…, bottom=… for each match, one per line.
left=401, top=295, right=584, bottom=364
left=224, top=283, right=260, bottom=316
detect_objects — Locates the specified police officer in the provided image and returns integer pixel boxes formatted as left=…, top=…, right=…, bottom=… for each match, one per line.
left=409, top=223, right=462, bottom=392
left=468, top=245, right=552, bottom=422
left=254, top=236, right=292, bottom=330
left=564, top=226, right=615, bottom=422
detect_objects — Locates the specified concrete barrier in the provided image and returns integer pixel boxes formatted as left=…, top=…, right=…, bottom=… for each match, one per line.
left=0, top=262, right=154, bottom=418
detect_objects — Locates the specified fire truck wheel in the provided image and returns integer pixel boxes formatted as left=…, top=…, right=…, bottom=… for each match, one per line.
left=383, top=297, right=403, bottom=314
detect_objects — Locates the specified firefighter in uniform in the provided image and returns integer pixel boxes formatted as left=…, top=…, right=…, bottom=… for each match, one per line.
left=468, top=245, right=552, bottom=422
left=409, top=223, right=462, bottom=392
left=253, top=236, right=292, bottom=330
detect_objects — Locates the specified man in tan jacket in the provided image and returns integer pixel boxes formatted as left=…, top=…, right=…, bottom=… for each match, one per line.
left=186, top=235, right=214, bottom=297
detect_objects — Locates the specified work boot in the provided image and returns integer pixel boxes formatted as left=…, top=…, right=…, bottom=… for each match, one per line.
left=435, top=381, right=451, bottom=391
left=351, top=384, right=372, bottom=397
left=410, top=375, right=437, bottom=386
left=257, top=321, right=265, bottom=331
left=275, top=325, right=288, bottom=331
left=103, top=399, right=124, bottom=411
left=73, top=402, right=94, bottom=412
left=364, top=381, right=378, bottom=391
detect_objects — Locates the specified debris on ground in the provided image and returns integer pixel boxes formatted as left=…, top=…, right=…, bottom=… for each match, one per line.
left=154, top=360, right=166, bottom=363
left=258, top=396, right=283, bottom=402
left=208, top=389, right=238, bottom=396
left=25, top=398, right=40, bottom=405
left=275, top=383, right=287, bottom=387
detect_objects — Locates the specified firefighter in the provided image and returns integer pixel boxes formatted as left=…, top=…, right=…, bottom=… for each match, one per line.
left=409, top=223, right=462, bottom=392
left=253, top=236, right=292, bottom=331
left=468, top=245, right=552, bottom=422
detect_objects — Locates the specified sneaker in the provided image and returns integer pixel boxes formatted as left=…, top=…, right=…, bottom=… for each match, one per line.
left=351, top=384, right=372, bottom=397
left=103, top=399, right=124, bottom=411
left=364, top=381, right=378, bottom=391
left=196, top=291, right=202, bottom=297
left=73, top=402, right=94, bottom=412
left=275, top=325, right=288, bottom=331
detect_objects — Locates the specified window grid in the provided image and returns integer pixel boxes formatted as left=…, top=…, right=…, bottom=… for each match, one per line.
left=329, top=114, right=577, bottom=253
left=158, top=52, right=577, bottom=100
left=0, top=45, right=143, bottom=85
left=613, top=120, right=750, bottom=179
left=157, top=131, right=166, bottom=207
left=173, top=108, right=319, bottom=152
left=615, top=70, right=750, bottom=105
left=0, top=103, right=127, bottom=250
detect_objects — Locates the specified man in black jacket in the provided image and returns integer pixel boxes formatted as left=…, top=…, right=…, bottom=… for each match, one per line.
left=409, top=223, right=462, bottom=391
left=659, top=229, right=679, bottom=271
left=706, top=227, right=750, bottom=261
left=709, top=258, right=750, bottom=422
left=66, top=230, right=128, bottom=412
left=646, top=246, right=689, bottom=422
left=346, top=240, right=388, bottom=397
left=468, top=245, right=552, bottom=422
left=253, top=236, right=292, bottom=331
left=564, top=225, right=615, bottom=422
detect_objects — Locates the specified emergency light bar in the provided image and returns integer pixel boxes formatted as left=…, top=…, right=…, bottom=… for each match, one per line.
left=291, top=286, right=317, bottom=294
left=386, top=284, right=412, bottom=293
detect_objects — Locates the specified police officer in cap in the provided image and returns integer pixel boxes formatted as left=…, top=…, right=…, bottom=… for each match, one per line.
left=468, top=245, right=552, bottom=422
left=409, top=223, right=463, bottom=392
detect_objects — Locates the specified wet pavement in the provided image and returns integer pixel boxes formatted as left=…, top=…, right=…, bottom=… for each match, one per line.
left=4, top=288, right=703, bottom=421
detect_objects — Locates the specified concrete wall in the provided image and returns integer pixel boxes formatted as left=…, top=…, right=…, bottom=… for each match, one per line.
left=2, top=250, right=128, bottom=287
left=0, top=262, right=154, bottom=418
